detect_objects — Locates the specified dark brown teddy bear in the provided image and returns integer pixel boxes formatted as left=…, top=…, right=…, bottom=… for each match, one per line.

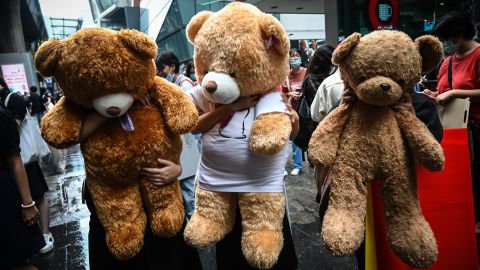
left=309, top=30, right=445, bottom=268
left=35, top=28, right=198, bottom=260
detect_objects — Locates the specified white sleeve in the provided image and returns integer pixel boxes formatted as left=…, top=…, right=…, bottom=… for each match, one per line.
left=180, top=80, right=194, bottom=92
left=187, top=86, right=214, bottom=114
left=311, top=86, right=322, bottom=122
left=254, top=90, right=289, bottom=118
left=312, top=83, right=329, bottom=122
left=323, top=83, right=344, bottom=115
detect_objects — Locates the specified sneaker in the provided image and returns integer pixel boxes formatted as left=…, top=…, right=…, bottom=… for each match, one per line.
left=39, top=232, right=54, bottom=254
left=290, top=168, right=301, bottom=176
left=284, top=170, right=288, bottom=176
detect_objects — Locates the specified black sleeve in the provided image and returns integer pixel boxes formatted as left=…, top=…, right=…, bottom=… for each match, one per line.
left=301, top=76, right=319, bottom=107
left=412, top=92, right=443, bottom=143
left=0, top=105, right=21, bottom=158
left=6, top=93, right=27, bottom=121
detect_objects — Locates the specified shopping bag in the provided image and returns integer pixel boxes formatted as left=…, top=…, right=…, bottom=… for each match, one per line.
left=19, top=112, right=50, bottom=164
left=5, top=92, right=50, bottom=164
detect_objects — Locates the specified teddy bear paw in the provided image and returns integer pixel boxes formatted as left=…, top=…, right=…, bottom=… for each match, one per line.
left=150, top=207, right=184, bottom=238
left=184, top=213, right=231, bottom=248
left=241, top=230, right=283, bottom=269
left=388, top=221, right=438, bottom=268
left=250, top=137, right=286, bottom=156
left=105, top=222, right=145, bottom=260
left=321, top=210, right=364, bottom=256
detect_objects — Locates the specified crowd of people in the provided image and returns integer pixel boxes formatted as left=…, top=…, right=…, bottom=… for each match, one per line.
left=1, top=9, right=480, bottom=270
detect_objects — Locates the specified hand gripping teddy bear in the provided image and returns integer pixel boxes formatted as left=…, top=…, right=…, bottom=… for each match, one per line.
left=35, top=28, right=198, bottom=260
left=182, top=2, right=292, bottom=269
left=309, top=30, right=445, bottom=268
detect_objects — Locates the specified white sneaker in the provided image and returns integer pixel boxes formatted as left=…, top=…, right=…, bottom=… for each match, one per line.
left=290, top=168, right=301, bottom=176
left=39, top=232, right=54, bottom=254
left=284, top=170, right=288, bottom=176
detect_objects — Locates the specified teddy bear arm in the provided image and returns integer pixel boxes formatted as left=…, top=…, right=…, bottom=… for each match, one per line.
left=394, top=110, right=445, bottom=171
left=308, top=103, right=351, bottom=166
left=250, top=112, right=291, bottom=155
left=40, top=97, right=85, bottom=149
left=151, top=78, right=198, bottom=134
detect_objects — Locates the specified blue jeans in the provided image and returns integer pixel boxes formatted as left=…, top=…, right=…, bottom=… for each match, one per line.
left=292, top=143, right=303, bottom=170
left=180, top=176, right=195, bottom=221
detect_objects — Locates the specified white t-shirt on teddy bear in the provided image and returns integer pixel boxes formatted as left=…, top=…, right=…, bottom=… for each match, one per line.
left=188, top=86, right=290, bottom=192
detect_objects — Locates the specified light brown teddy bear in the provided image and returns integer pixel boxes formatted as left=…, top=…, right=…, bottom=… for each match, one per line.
left=35, top=28, right=198, bottom=260
left=309, top=30, right=445, bottom=268
left=183, top=2, right=292, bottom=269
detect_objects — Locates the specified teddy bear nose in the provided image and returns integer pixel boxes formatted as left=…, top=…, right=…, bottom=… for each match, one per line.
left=106, top=106, right=121, bottom=116
left=205, top=81, right=217, bottom=93
left=380, top=83, right=391, bottom=91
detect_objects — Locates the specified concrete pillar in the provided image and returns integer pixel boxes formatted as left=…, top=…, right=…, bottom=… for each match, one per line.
left=324, top=0, right=338, bottom=47
left=0, top=0, right=26, bottom=53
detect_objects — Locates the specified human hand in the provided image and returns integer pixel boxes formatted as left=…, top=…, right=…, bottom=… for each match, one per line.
left=286, top=103, right=298, bottom=124
left=137, top=92, right=152, bottom=107
left=340, top=83, right=357, bottom=105
left=391, top=94, right=415, bottom=114
left=287, top=91, right=302, bottom=99
left=421, top=89, right=438, bottom=101
left=22, top=205, right=39, bottom=226
left=435, top=91, right=454, bottom=105
left=228, top=95, right=260, bottom=111
left=141, top=159, right=182, bottom=186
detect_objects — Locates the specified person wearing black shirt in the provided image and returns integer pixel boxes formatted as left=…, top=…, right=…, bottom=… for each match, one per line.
left=0, top=85, right=54, bottom=254
left=0, top=104, right=45, bottom=270
left=28, top=86, right=45, bottom=124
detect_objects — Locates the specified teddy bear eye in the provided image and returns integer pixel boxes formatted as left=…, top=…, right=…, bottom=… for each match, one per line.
left=230, top=72, right=236, bottom=78
left=358, top=76, right=366, bottom=82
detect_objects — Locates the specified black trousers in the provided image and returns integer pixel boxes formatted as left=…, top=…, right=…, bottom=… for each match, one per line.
left=85, top=187, right=202, bottom=270
left=216, top=207, right=298, bottom=270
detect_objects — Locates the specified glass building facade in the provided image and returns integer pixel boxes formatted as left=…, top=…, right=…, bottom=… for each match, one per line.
left=154, top=0, right=235, bottom=62
left=337, top=0, right=480, bottom=41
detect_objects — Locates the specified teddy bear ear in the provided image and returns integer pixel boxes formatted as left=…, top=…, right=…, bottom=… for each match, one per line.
left=35, top=39, right=63, bottom=77
left=332, top=32, right=361, bottom=65
left=118, top=29, right=158, bottom=59
left=186, top=11, right=214, bottom=45
left=415, top=35, right=443, bottom=73
left=258, top=14, right=290, bottom=56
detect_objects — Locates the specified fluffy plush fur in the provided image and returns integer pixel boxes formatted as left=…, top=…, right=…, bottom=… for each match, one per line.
left=308, top=30, right=445, bottom=268
left=35, top=28, right=198, bottom=259
left=183, top=2, right=291, bottom=269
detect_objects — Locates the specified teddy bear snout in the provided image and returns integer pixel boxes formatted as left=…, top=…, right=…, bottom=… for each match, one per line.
left=201, top=71, right=240, bottom=104
left=92, top=92, right=134, bottom=118
left=380, top=83, right=391, bottom=91
left=107, top=106, right=121, bottom=116
left=205, top=81, right=218, bottom=93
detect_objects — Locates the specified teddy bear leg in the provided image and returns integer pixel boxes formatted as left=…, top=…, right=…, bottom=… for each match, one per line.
left=321, top=165, right=367, bottom=256
left=238, top=192, right=285, bottom=269
left=141, top=179, right=184, bottom=237
left=381, top=169, right=438, bottom=268
left=184, top=188, right=236, bottom=248
left=87, top=179, right=146, bottom=260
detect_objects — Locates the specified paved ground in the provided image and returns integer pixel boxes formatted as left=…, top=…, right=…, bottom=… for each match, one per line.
left=29, top=144, right=357, bottom=269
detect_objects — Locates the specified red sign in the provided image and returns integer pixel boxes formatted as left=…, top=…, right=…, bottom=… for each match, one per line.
left=368, top=0, right=399, bottom=30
